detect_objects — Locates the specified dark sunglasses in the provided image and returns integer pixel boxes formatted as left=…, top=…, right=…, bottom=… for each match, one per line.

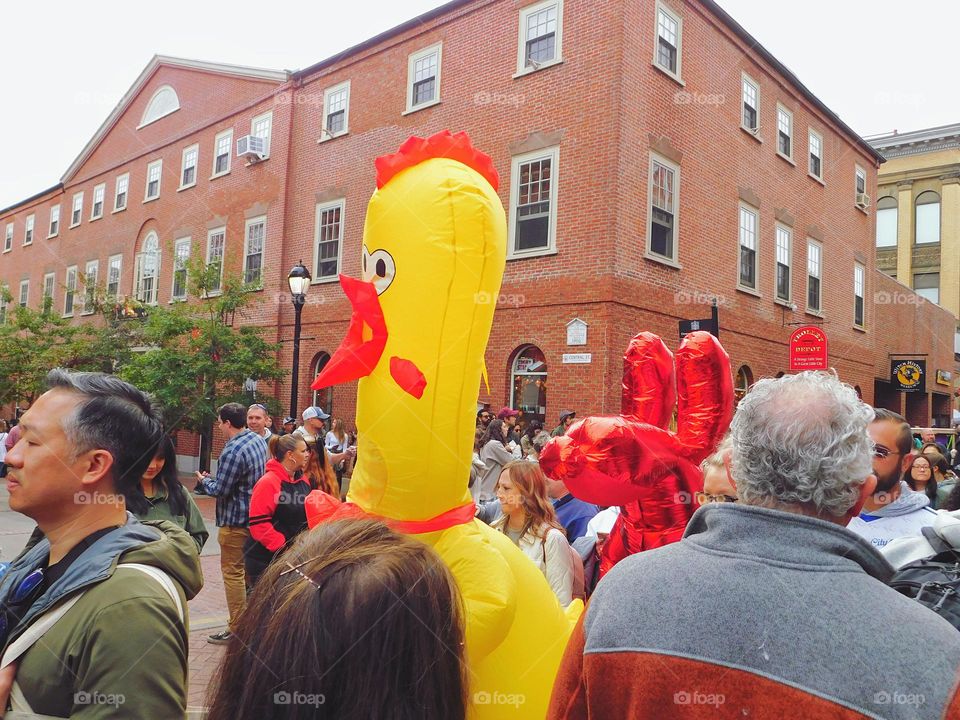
left=0, top=567, right=45, bottom=646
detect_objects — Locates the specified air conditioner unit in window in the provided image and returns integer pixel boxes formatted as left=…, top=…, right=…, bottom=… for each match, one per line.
left=237, top=135, right=267, bottom=162
left=855, top=192, right=871, bottom=209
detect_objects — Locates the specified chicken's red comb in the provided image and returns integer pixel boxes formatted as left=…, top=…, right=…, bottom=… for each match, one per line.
left=375, top=130, right=499, bottom=191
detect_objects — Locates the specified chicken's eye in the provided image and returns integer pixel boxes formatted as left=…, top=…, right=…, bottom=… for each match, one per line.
left=362, top=247, right=395, bottom=295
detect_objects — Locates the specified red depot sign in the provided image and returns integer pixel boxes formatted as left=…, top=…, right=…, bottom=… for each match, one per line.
left=789, top=326, right=829, bottom=371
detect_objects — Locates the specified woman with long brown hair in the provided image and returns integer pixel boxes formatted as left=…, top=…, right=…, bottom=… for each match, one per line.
left=493, top=460, right=574, bottom=606
left=207, top=518, right=469, bottom=720
left=304, top=441, right=339, bottom=497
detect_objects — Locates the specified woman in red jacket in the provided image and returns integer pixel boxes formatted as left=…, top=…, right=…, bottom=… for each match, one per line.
left=245, top=434, right=312, bottom=586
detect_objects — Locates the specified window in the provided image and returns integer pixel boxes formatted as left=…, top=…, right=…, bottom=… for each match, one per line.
left=916, top=191, right=940, bottom=244
left=71, top=192, right=83, bottom=227
left=114, top=174, right=129, bottom=211
left=647, top=153, right=679, bottom=263
left=775, top=224, right=792, bottom=302
left=311, top=352, right=333, bottom=413
left=18, top=279, right=29, bottom=308
left=855, top=166, right=866, bottom=196
left=243, top=217, right=266, bottom=285
left=734, top=365, right=754, bottom=402
left=738, top=204, right=758, bottom=291
left=65, top=266, right=77, bottom=316
left=24, top=215, right=34, bottom=245
left=854, top=263, right=865, bottom=327
left=107, top=254, right=122, bottom=298
left=134, top=233, right=160, bottom=304
left=322, top=82, right=350, bottom=139
left=88, top=183, right=104, bottom=220
left=0, top=285, right=6, bottom=323
left=808, top=130, right=823, bottom=180
left=43, top=272, right=55, bottom=313
left=777, top=105, right=793, bottom=159
left=806, top=240, right=822, bottom=313
left=139, top=85, right=179, bottom=127
left=213, top=130, right=232, bottom=176
left=206, top=227, right=225, bottom=294
left=251, top=112, right=272, bottom=157
left=914, top=272, right=940, bottom=304
left=406, top=44, right=442, bottom=112
left=172, top=237, right=190, bottom=300
left=180, top=145, right=198, bottom=189
left=741, top=73, right=759, bottom=132
left=876, top=196, right=898, bottom=247
left=511, top=345, right=548, bottom=426
left=314, top=200, right=344, bottom=281
left=48, top=205, right=60, bottom=237
left=82, top=260, right=98, bottom=314
left=654, top=2, right=682, bottom=79
left=144, top=160, right=162, bottom=201
left=4, top=223, right=12, bottom=252
left=509, top=146, right=559, bottom=256
left=517, top=0, right=562, bottom=73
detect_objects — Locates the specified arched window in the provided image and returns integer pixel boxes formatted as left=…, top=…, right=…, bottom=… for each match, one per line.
left=915, top=191, right=941, bottom=245
left=734, top=365, right=753, bottom=401
left=875, top=196, right=898, bottom=248
left=510, top=345, right=547, bottom=426
left=140, top=85, right=180, bottom=128
left=854, top=385, right=863, bottom=400
left=311, top=352, right=333, bottom=416
left=134, top=232, right=160, bottom=304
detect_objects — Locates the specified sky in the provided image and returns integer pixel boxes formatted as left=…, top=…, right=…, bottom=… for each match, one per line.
left=1, top=0, right=958, bottom=210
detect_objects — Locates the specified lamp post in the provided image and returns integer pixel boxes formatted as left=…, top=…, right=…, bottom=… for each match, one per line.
left=288, top=260, right=312, bottom=419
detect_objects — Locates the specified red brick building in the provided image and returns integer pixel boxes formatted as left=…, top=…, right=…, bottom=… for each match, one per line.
left=1, top=0, right=953, bottom=463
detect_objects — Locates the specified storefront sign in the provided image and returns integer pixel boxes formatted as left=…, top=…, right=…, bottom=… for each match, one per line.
left=891, top=359, right=926, bottom=393
left=789, top=326, right=828, bottom=371
left=937, top=369, right=952, bottom=386
left=562, top=353, right=592, bottom=364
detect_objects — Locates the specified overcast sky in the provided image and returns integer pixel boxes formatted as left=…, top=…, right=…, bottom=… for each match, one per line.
left=1, top=0, right=957, bottom=210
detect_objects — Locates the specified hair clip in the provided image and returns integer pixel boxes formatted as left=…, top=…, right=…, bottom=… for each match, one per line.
left=280, top=561, right=322, bottom=591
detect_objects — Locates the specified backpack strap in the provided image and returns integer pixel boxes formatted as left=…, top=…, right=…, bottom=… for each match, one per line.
left=920, top=525, right=959, bottom=559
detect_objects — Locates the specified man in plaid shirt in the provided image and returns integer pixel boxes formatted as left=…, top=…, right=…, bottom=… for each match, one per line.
left=195, top=402, right=267, bottom=644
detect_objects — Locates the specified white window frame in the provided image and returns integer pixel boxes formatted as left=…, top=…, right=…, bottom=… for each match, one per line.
left=774, top=223, right=792, bottom=304
left=243, top=216, right=266, bottom=287
left=737, top=202, right=759, bottom=293
left=90, top=183, right=105, bottom=220
left=645, top=151, right=680, bottom=266
left=855, top=165, right=870, bottom=212
left=107, top=254, right=122, bottom=299
left=205, top=227, right=226, bottom=295
left=321, top=81, right=350, bottom=141
left=70, top=192, right=83, bottom=227
left=854, top=263, right=865, bottom=329
left=776, top=104, right=793, bottom=161
left=653, top=1, right=683, bottom=82
left=515, top=0, right=564, bottom=76
left=179, top=144, right=199, bottom=190
left=171, top=237, right=191, bottom=300
left=806, top=239, right=822, bottom=314
left=23, top=215, right=34, bottom=246
left=134, top=233, right=161, bottom=305
left=48, top=205, right=60, bottom=237
left=313, top=199, right=345, bottom=283
left=43, top=272, right=55, bottom=307
left=0, top=284, right=7, bottom=323
left=212, top=129, right=233, bottom=178
left=741, top=72, right=759, bottom=134
left=508, top=145, right=560, bottom=259
left=144, top=160, right=162, bottom=202
left=404, top=43, right=442, bottom=114
left=4, top=223, right=12, bottom=252
left=114, top=173, right=129, bottom=212
left=64, top=266, right=78, bottom=317
left=251, top=112, right=273, bottom=157
left=18, top=279, right=29, bottom=308
left=82, top=259, right=98, bottom=315
left=876, top=196, right=898, bottom=248
left=808, top=129, right=823, bottom=182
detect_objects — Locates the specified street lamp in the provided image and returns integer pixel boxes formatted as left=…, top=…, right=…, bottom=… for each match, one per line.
left=288, top=260, right=312, bottom=419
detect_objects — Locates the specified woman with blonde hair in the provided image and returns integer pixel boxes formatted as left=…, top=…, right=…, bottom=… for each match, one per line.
left=493, top=460, right=574, bottom=606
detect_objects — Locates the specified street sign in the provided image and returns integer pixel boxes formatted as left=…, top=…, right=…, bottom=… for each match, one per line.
left=789, top=326, right=829, bottom=371
left=891, top=359, right=926, bottom=392
left=562, top=353, right=592, bottom=364
left=678, top=318, right=717, bottom=340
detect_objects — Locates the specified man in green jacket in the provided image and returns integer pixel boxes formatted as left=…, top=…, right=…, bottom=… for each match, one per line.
left=0, top=369, right=203, bottom=718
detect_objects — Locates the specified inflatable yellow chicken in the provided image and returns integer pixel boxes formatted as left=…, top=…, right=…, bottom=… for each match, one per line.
left=311, top=131, right=580, bottom=718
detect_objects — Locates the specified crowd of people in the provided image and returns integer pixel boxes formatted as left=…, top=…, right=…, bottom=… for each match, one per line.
left=3, top=370, right=960, bottom=718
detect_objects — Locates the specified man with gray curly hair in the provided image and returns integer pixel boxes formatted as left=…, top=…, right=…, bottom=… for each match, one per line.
left=549, top=372, right=960, bottom=720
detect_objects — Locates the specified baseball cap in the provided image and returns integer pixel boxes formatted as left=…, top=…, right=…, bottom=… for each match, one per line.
left=302, top=406, right=330, bottom=421
left=559, top=409, right=576, bottom=422
left=497, top=407, right=520, bottom=419
left=282, top=416, right=296, bottom=425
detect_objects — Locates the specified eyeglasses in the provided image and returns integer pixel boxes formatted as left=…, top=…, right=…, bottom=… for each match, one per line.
left=0, top=567, right=45, bottom=646
left=695, top=492, right=737, bottom=505
left=480, top=414, right=490, bottom=419
left=873, top=444, right=903, bottom=459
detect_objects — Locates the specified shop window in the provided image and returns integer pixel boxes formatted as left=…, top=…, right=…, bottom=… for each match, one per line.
left=510, top=345, right=547, bottom=426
